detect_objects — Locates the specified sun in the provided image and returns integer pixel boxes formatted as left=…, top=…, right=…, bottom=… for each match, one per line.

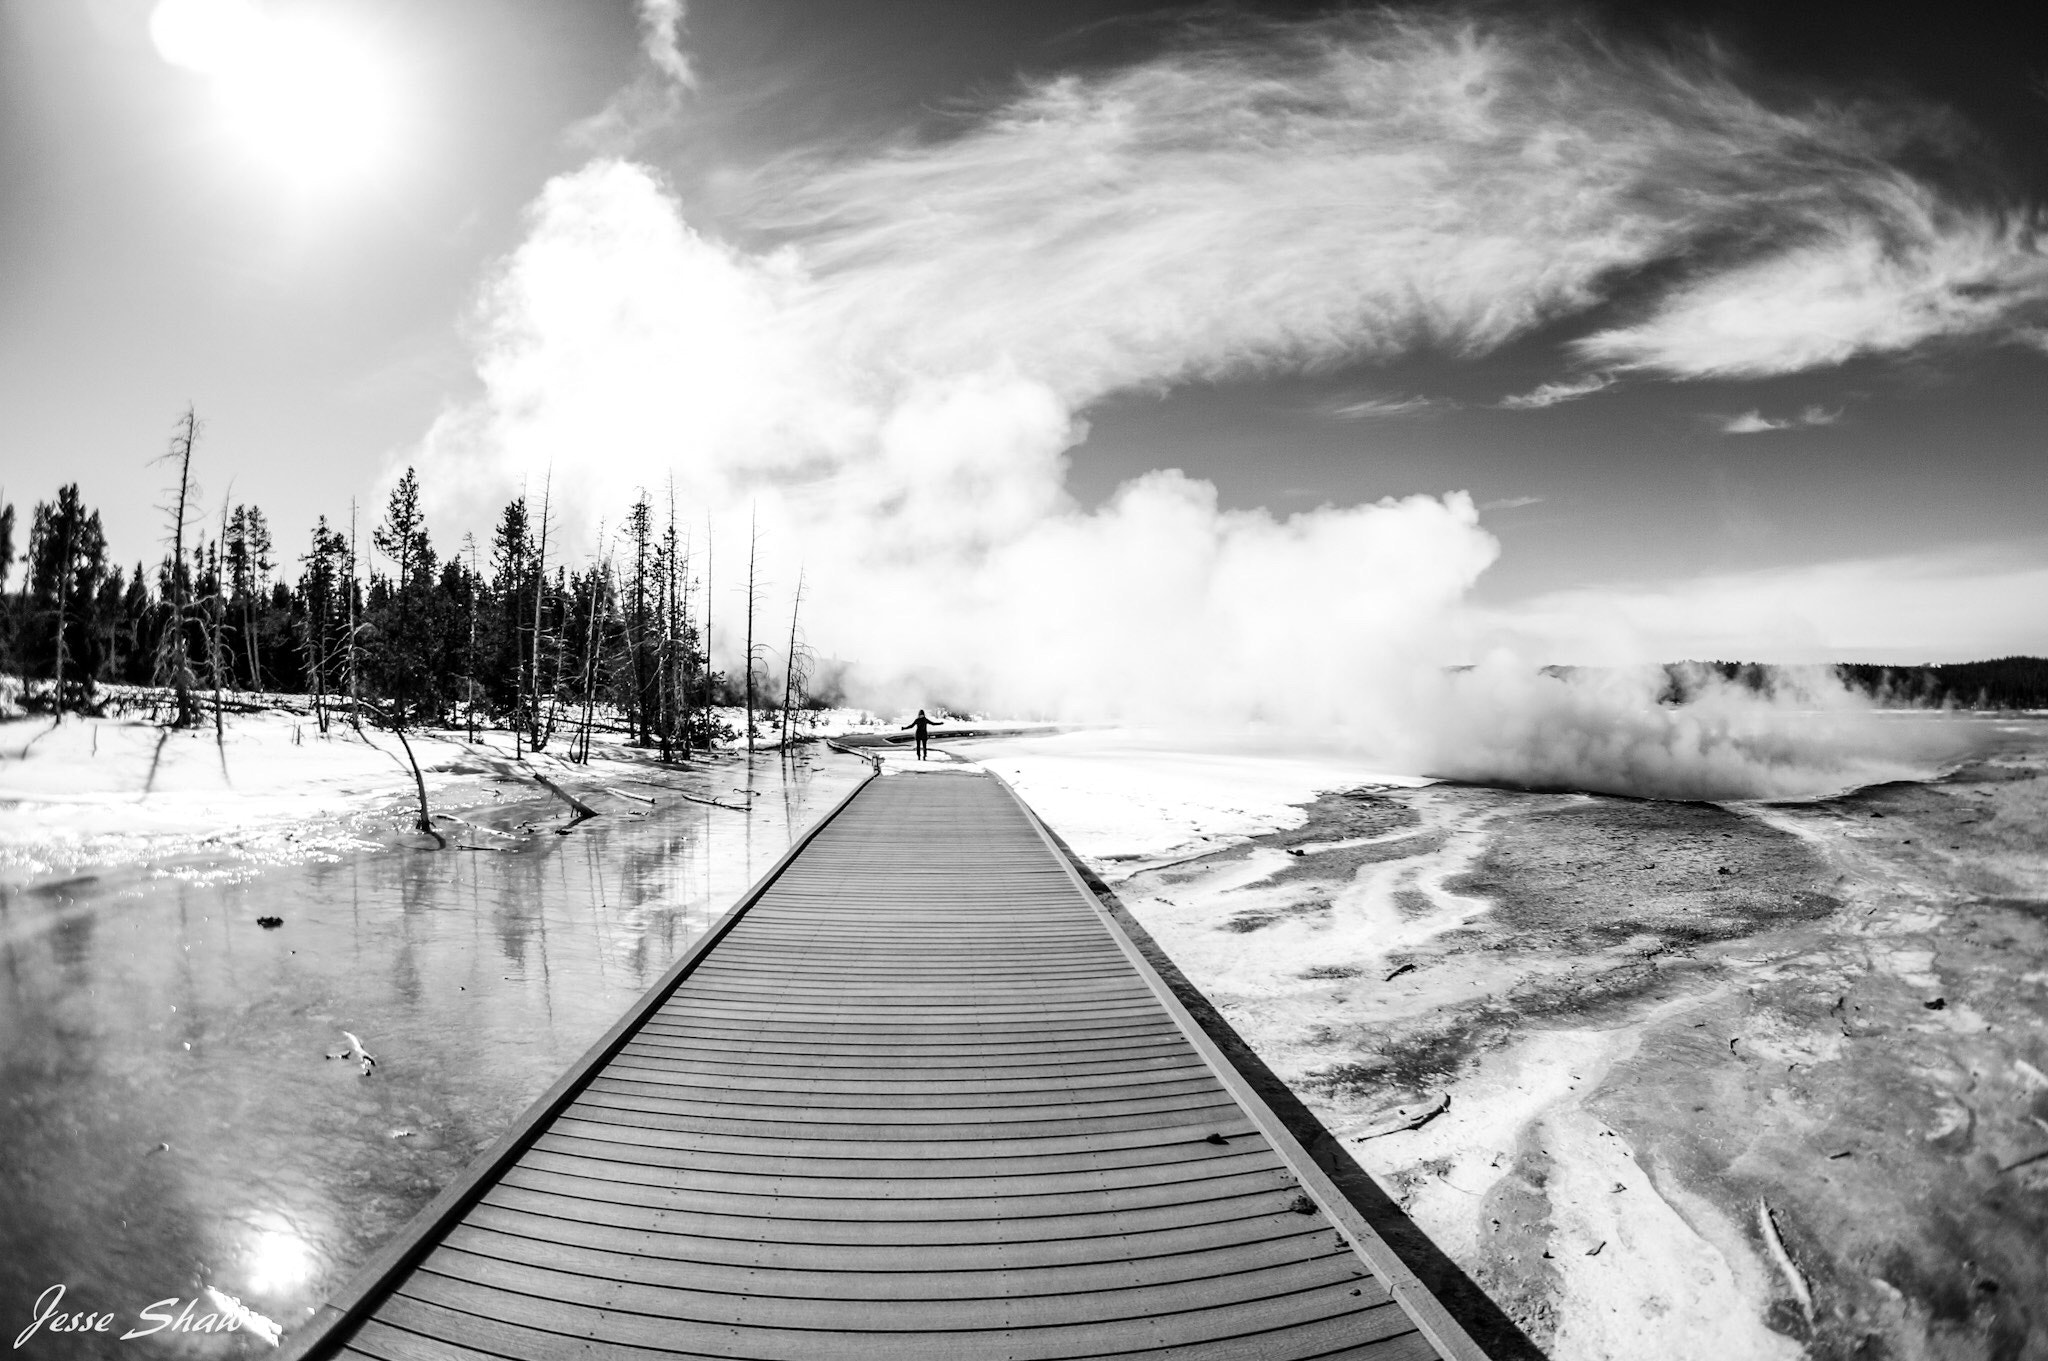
left=150, top=0, right=402, bottom=193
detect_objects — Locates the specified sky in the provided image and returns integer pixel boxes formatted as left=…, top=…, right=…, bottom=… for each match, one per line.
left=2, top=0, right=2045, bottom=690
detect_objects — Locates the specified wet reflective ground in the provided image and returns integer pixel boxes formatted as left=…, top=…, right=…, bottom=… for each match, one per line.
left=0, top=749, right=867, bottom=1358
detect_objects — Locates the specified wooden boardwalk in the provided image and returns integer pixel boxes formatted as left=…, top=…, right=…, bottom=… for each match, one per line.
left=287, top=769, right=1485, bottom=1361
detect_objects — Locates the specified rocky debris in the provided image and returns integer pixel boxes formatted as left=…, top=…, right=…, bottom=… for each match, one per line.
left=1353, top=1092, right=1450, bottom=1140
left=326, top=1030, right=376, bottom=1076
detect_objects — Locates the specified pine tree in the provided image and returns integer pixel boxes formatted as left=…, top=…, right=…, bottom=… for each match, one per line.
left=224, top=503, right=273, bottom=689
left=0, top=499, right=14, bottom=592
left=625, top=492, right=656, bottom=746
left=27, top=485, right=110, bottom=714
left=490, top=495, right=531, bottom=733
left=297, top=518, right=348, bottom=732
left=117, top=563, right=152, bottom=684
left=371, top=467, right=437, bottom=720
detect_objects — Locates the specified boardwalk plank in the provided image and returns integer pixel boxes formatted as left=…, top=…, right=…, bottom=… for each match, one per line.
left=419, top=1241, right=1375, bottom=1328
left=395, top=1270, right=1410, bottom=1359
left=459, top=1200, right=1371, bottom=1279
left=286, top=770, right=1477, bottom=1361
left=495, top=1166, right=1308, bottom=1242
left=358, top=1295, right=1418, bottom=1361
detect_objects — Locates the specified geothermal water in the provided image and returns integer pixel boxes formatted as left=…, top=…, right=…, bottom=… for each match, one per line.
left=0, top=743, right=866, bottom=1357
left=3, top=714, right=2042, bottom=1359
left=970, top=716, right=2048, bottom=1361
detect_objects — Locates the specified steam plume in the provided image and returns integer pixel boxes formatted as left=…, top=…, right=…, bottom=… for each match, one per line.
left=415, top=10, right=2013, bottom=797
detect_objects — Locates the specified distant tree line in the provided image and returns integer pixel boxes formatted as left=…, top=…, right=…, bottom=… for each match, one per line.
left=0, top=412, right=829, bottom=757
left=1667, top=659, right=2048, bottom=710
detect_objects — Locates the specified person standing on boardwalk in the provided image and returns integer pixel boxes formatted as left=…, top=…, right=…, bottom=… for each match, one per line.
left=901, top=709, right=941, bottom=760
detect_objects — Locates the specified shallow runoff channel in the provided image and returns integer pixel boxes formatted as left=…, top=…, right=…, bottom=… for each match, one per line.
left=0, top=747, right=869, bottom=1355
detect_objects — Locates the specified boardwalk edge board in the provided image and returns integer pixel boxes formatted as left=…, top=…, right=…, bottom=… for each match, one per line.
left=985, top=770, right=1494, bottom=1361
left=279, top=768, right=880, bottom=1361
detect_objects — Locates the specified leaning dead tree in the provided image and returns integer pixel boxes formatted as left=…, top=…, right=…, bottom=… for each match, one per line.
left=151, top=406, right=202, bottom=728
left=780, top=565, right=807, bottom=748
left=370, top=699, right=444, bottom=848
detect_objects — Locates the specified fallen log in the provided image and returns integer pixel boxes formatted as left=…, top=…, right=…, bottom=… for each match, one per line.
left=530, top=772, right=600, bottom=833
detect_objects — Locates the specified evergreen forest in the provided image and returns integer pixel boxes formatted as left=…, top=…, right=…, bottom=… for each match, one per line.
left=1, top=413, right=827, bottom=758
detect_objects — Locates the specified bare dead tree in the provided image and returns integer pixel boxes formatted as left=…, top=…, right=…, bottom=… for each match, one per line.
left=152, top=406, right=201, bottom=728
left=677, top=517, right=695, bottom=759
left=701, top=515, right=713, bottom=740
left=575, top=546, right=610, bottom=764
left=662, top=487, right=676, bottom=759
left=510, top=485, right=529, bottom=761
left=207, top=499, right=229, bottom=749
left=527, top=469, right=553, bottom=753
left=625, top=491, right=654, bottom=747
left=781, top=565, right=806, bottom=748
left=345, top=498, right=364, bottom=734
left=50, top=508, right=71, bottom=720
left=464, top=532, right=480, bottom=741
left=744, top=507, right=763, bottom=751
left=543, top=563, right=568, bottom=749
left=373, top=699, right=444, bottom=848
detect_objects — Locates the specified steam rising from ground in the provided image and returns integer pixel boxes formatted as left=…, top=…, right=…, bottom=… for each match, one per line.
left=1399, top=664, right=1965, bottom=802
left=416, top=10, right=2012, bottom=799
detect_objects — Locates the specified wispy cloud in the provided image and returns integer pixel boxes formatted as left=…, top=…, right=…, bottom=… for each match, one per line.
left=763, top=10, right=2048, bottom=401
left=1479, top=495, right=1544, bottom=512
left=1578, top=193, right=2048, bottom=378
left=1325, top=395, right=1440, bottom=419
left=1498, top=374, right=1614, bottom=410
left=568, top=0, right=695, bottom=149
left=639, top=0, right=694, bottom=90
left=1718, top=405, right=1840, bottom=434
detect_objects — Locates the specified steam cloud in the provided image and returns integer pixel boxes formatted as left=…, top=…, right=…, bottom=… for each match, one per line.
left=416, top=10, right=2012, bottom=799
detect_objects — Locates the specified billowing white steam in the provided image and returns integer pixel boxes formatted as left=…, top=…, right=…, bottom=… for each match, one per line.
left=1395, top=663, right=1965, bottom=802
left=415, top=11, right=2010, bottom=799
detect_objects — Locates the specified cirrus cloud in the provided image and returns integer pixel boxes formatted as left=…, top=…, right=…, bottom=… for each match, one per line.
left=1578, top=191, right=2048, bottom=378
left=1499, top=374, right=1616, bottom=409
left=1719, top=405, right=1840, bottom=434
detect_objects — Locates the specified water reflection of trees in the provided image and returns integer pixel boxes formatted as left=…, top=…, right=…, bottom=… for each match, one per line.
left=0, top=753, right=869, bottom=1349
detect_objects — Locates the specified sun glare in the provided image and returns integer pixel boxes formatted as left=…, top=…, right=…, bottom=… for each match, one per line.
left=236, top=1208, right=321, bottom=1298
left=150, top=0, right=401, bottom=193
